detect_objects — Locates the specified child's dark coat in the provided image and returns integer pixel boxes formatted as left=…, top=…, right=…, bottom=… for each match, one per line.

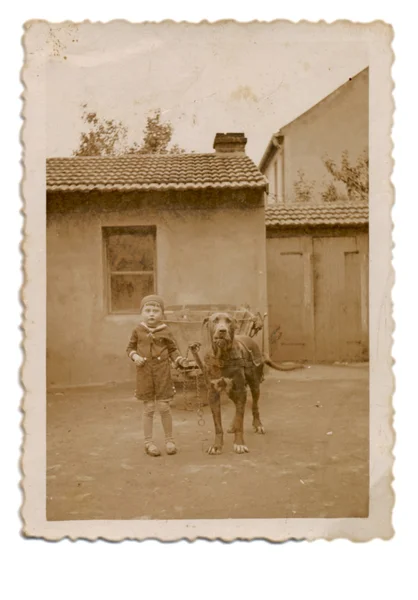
left=126, top=323, right=182, bottom=401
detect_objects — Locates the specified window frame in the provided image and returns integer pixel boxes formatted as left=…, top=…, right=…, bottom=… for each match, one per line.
left=102, top=225, right=157, bottom=315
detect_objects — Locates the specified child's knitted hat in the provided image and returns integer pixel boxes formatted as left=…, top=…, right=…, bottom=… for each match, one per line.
left=140, top=294, right=165, bottom=313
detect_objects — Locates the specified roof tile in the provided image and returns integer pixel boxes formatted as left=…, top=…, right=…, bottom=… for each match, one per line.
left=46, top=154, right=268, bottom=192
left=265, top=203, right=368, bottom=227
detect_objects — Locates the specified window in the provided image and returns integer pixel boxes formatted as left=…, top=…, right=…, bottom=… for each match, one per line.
left=274, top=159, right=279, bottom=201
left=103, top=226, right=156, bottom=314
left=274, top=150, right=284, bottom=203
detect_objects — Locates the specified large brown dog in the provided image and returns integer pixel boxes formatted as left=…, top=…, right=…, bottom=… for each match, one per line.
left=202, top=312, right=302, bottom=455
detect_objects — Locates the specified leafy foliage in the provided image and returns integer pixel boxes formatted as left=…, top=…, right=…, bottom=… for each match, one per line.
left=293, top=169, right=316, bottom=203
left=73, top=107, right=185, bottom=156
left=292, top=150, right=369, bottom=203
left=128, top=110, right=185, bottom=155
left=322, top=150, right=368, bottom=202
left=73, top=108, right=129, bottom=157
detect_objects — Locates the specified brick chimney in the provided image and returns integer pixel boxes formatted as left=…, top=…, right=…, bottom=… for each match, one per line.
left=213, top=132, right=247, bottom=154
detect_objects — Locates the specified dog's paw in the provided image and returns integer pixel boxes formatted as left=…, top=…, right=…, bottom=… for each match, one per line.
left=253, top=424, right=265, bottom=434
left=207, top=445, right=222, bottom=455
left=233, top=444, right=249, bottom=454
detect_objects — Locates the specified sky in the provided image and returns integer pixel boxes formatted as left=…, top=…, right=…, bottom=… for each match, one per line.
left=46, top=22, right=369, bottom=165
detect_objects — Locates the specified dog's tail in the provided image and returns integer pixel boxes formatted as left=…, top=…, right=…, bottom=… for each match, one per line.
left=263, top=356, right=305, bottom=372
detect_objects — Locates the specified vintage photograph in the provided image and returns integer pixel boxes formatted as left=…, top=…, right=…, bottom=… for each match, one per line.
left=22, top=20, right=394, bottom=540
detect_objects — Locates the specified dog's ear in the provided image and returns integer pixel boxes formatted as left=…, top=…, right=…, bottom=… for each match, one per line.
left=202, top=316, right=210, bottom=327
left=228, top=317, right=237, bottom=340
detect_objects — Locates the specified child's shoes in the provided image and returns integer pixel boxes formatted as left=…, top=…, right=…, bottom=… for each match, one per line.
left=165, top=441, right=177, bottom=455
left=145, top=442, right=161, bottom=457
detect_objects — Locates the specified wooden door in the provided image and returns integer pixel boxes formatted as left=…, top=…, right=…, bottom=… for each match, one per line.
left=266, top=236, right=314, bottom=362
left=313, top=235, right=369, bottom=362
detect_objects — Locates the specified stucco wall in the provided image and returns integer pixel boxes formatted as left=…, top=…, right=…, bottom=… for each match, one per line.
left=271, top=69, right=369, bottom=203
left=47, top=190, right=267, bottom=388
left=264, top=150, right=284, bottom=205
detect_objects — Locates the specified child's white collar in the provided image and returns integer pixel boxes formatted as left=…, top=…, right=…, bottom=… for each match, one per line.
left=140, top=322, right=167, bottom=333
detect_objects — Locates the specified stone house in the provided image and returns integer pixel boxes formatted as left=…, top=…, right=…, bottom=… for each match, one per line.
left=46, top=133, right=268, bottom=388
left=260, top=69, right=369, bottom=363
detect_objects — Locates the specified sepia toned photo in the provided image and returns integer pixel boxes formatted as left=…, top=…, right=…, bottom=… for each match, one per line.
left=21, top=20, right=394, bottom=541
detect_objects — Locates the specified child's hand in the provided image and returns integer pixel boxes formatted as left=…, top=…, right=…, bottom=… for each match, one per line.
left=133, top=355, right=146, bottom=367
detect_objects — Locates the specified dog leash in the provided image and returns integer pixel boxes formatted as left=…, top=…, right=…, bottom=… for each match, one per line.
left=188, top=342, right=210, bottom=388
left=181, top=343, right=206, bottom=428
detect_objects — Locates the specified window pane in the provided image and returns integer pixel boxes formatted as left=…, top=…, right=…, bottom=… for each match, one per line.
left=110, top=274, right=154, bottom=312
left=107, top=230, right=154, bottom=272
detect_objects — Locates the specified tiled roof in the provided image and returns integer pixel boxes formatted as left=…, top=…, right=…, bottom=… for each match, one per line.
left=265, top=203, right=368, bottom=227
left=46, top=154, right=268, bottom=192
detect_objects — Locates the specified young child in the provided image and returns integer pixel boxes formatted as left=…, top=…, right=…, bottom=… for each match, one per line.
left=126, top=294, right=190, bottom=457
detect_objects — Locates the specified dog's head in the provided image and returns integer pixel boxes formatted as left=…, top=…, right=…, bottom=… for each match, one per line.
left=203, top=312, right=237, bottom=351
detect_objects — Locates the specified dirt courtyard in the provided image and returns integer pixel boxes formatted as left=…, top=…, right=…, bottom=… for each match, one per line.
left=46, top=365, right=369, bottom=521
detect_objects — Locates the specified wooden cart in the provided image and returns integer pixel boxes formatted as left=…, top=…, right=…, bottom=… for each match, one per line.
left=164, top=304, right=265, bottom=389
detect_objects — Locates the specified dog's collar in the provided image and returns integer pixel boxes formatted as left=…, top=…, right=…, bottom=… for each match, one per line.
left=205, top=344, right=248, bottom=368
